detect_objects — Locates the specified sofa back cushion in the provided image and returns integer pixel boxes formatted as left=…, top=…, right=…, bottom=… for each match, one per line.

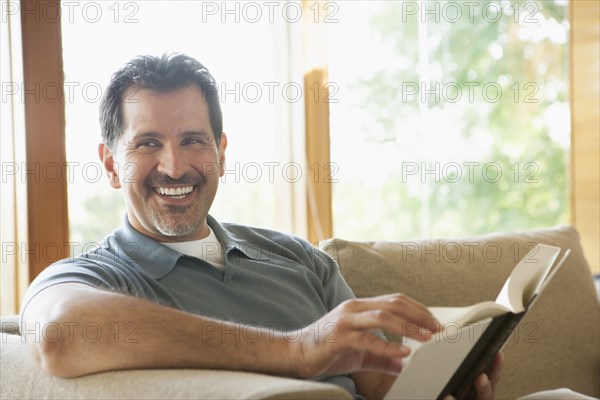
left=320, top=225, right=599, bottom=399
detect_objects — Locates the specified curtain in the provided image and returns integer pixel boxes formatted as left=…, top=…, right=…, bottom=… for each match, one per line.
left=1, top=0, right=29, bottom=315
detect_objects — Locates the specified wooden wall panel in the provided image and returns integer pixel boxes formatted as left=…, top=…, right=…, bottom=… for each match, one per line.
left=20, top=0, right=69, bottom=281
left=570, top=0, right=600, bottom=274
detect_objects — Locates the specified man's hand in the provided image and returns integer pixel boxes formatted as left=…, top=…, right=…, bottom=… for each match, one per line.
left=288, top=294, right=442, bottom=378
left=444, top=352, right=505, bottom=400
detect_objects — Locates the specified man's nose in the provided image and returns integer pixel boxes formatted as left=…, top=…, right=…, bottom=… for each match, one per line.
left=156, top=145, right=187, bottom=179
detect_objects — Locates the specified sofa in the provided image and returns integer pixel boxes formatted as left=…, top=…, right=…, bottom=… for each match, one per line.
left=1, top=225, right=598, bottom=399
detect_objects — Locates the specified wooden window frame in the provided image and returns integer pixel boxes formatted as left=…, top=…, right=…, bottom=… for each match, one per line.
left=570, top=0, right=600, bottom=273
left=20, top=0, right=69, bottom=282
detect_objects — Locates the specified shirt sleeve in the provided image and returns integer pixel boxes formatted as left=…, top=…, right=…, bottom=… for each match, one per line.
left=19, top=257, right=125, bottom=324
left=302, top=240, right=357, bottom=311
left=311, top=240, right=388, bottom=343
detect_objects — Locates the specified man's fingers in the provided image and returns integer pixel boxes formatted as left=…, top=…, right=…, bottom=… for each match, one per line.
left=488, top=352, right=504, bottom=387
left=344, top=294, right=431, bottom=317
left=474, top=373, right=494, bottom=400
left=341, top=330, right=411, bottom=358
left=469, top=354, right=503, bottom=400
left=339, top=295, right=441, bottom=334
left=360, top=352, right=405, bottom=373
left=339, top=310, right=436, bottom=341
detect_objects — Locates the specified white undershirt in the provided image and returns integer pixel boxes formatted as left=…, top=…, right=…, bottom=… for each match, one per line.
left=161, top=227, right=225, bottom=271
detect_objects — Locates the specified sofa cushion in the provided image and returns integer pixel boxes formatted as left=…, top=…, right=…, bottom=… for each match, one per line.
left=320, top=225, right=600, bottom=399
left=0, top=314, right=19, bottom=335
left=0, top=333, right=352, bottom=400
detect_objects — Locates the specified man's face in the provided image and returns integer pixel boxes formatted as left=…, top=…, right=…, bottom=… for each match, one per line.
left=99, top=85, right=227, bottom=242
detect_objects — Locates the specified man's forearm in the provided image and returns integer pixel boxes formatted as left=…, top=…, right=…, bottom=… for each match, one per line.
left=22, top=284, right=295, bottom=377
left=24, top=286, right=440, bottom=384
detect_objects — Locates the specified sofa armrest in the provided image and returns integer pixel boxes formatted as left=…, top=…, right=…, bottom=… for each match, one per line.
left=1, top=333, right=352, bottom=400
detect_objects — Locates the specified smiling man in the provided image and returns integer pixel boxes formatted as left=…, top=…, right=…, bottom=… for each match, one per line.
left=101, top=84, right=226, bottom=242
left=20, top=54, right=502, bottom=400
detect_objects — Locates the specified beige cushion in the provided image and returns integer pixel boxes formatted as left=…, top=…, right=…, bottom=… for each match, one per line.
left=0, top=314, right=19, bottom=334
left=321, top=225, right=600, bottom=399
left=0, top=333, right=352, bottom=400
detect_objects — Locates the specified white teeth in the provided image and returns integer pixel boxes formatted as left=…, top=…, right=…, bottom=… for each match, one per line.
left=156, top=186, right=194, bottom=197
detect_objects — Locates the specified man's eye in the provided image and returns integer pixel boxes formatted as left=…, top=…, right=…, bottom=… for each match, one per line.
left=182, top=138, right=208, bottom=146
left=137, top=141, right=160, bottom=148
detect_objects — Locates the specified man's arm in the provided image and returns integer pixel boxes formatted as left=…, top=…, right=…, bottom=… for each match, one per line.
left=22, top=283, right=294, bottom=377
left=22, top=284, right=440, bottom=378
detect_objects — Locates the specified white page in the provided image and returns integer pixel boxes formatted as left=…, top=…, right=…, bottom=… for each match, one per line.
left=384, top=319, right=491, bottom=400
left=430, top=302, right=509, bottom=328
left=496, top=244, right=560, bottom=312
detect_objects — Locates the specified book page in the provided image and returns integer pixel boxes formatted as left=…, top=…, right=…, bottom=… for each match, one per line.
left=430, top=302, right=509, bottom=328
left=384, top=319, right=492, bottom=400
left=495, top=244, right=561, bottom=312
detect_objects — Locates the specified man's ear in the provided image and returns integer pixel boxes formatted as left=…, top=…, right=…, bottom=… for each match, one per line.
left=218, top=133, right=228, bottom=177
left=98, top=143, right=121, bottom=189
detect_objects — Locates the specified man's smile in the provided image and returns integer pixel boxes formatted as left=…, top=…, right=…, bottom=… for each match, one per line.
left=152, top=185, right=196, bottom=200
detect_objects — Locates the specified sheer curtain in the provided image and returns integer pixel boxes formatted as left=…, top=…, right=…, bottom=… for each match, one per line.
left=1, top=0, right=29, bottom=315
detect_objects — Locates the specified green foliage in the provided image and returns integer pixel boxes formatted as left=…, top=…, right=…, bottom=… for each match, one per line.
left=333, top=0, right=569, bottom=239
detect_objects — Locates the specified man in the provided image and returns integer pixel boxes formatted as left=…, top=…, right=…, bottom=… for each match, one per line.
left=21, top=54, right=502, bottom=400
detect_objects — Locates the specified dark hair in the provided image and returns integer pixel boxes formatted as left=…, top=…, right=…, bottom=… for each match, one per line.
left=99, top=54, right=223, bottom=149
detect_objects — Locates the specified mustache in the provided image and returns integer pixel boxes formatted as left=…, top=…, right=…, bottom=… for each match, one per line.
left=146, top=173, right=205, bottom=187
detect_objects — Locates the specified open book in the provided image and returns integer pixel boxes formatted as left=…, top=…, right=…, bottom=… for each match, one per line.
left=384, top=243, right=569, bottom=400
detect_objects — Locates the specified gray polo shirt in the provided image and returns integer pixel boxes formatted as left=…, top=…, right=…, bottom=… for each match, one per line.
left=21, top=215, right=363, bottom=399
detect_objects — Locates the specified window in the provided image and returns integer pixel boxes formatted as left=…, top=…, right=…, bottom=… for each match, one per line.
left=62, top=1, right=306, bottom=250
left=328, top=1, right=570, bottom=240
